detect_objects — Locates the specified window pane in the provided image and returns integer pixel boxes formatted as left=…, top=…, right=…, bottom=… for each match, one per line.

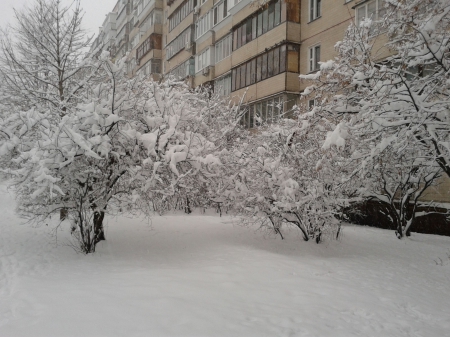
left=251, top=59, right=256, bottom=84
left=256, top=56, right=262, bottom=82
left=267, top=50, right=274, bottom=77
left=273, top=47, right=279, bottom=74
left=233, top=29, right=238, bottom=50
left=368, top=1, right=376, bottom=19
left=268, top=3, right=275, bottom=31
left=240, top=64, right=246, bottom=88
left=280, top=45, right=286, bottom=72
left=242, top=25, right=247, bottom=45
left=246, top=18, right=252, bottom=43
left=262, top=9, right=268, bottom=33
left=275, top=0, right=281, bottom=26
left=261, top=101, right=267, bottom=123
left=257, top=12, right=263, bottom=36
left=236, top=66, right=241, bottom=90
left=357, top=6, right=365, bottom=26
left=252, top=16, right=257, bottom=39
left=246, top=61, right=251, bottom=85
left=267, top=99, right=273, bottom=123
left=378, top=0, right=386, bottom=19
left=231, top=68, right=236, bottom=91
left=273, top=96, right=280, bottom=119
left=237, top=26, right=242, bottom=49
left=317, top=0, right=321, bottom=17
left=261, top=53, right=268, bottom=80
left=315, top=45, right=320, bottom=70
left=249, top=106, right=254, bottom=128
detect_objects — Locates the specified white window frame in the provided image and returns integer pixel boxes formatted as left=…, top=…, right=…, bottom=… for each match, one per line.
left=309, top=45, right=321, bottom=72
left=213, top=0, right=228, bottom=26
left=196, top=11, right=212, bottom=39
left=309, top=0, right=321, bottom=21
left=195, top=48, right=211, bottom=73
left=356, top=0, right=386, bottom=27
left=214, top=73, right=231, bottom=97
left=214, top=34, right=232, bottom=63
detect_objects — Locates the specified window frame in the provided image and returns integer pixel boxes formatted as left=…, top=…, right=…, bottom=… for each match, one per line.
left=308, top=44, right=321, bottom=72
left=309, top=0, right=321, bottom=22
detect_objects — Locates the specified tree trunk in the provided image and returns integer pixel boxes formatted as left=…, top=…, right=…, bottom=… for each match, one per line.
left=93, top=210, right=106, bottom=245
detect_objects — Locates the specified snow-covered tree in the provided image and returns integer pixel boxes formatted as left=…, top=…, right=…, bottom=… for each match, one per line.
left=0, top=48, right=243, bottom=253
left=361, top=144, right=441, bottom=238
left=300, top=0, right=450, bottom=177
left=0, top=0, right=93, bottom=114
left=299, top=0, right=450, bottom=237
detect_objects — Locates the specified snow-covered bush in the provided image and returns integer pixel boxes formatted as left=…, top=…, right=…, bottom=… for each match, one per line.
left=213, top=113, right=351, bottom=243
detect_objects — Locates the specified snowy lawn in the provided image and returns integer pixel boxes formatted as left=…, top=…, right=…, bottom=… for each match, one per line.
left=1, top=183, right=450, bottom=337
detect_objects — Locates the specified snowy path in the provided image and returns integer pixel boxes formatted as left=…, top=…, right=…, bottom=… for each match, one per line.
left=1, top=183, right=450, bottom=337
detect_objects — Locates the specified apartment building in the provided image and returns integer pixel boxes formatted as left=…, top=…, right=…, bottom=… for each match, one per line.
left=90, top=1, right=398, bottom=110
left=91, top=0, right=379, bottom=116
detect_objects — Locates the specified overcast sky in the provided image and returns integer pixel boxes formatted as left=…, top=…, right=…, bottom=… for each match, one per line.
left=0, top=0, right=117, bottom=38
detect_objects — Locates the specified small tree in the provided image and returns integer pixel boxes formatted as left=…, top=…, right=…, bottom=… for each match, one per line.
left=0, top=0, right=93, bottom=113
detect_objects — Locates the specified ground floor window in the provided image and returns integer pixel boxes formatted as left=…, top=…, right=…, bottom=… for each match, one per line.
left=240, top=93, right=298, bottom=128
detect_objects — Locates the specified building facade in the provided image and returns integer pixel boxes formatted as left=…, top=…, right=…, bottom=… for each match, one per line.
left=90, top=0, right=377, bottom=115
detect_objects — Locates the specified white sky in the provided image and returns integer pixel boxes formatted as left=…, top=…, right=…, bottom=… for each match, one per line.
left=0, top=0, right=117, bottom=38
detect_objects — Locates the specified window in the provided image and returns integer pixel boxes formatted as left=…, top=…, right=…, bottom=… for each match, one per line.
left=215, top=34, right=232, bottom=63
left=139, top=59, right=161, bottom=76
left=232, top=43, right=297, bottom=92
left=261, top=53, right=267, bottom=80
left=308, top=45, right=320, bottom=72
left=166, top=27, right=192, bottom=60
left=309, top=0, right=321, bottom=21
left=250, top=59, right=256, bottom=84
left=170, top=58, right=195, bottom=79
left=214, top=73, right=231, bottom=96
left=196, top=12, right=212, bottom=39
left=241, top=94, right=291, bottom=128
left=268, top=3, right=274, bottom=31
left=136, top=34, right=162, bottom=61
left=356, top=0, right=386, bottom=33
left=168, top=0, right=196, bottom=32
left=267, top=50, right=274, bottom=77
left=137, top=0, right=152, bottom=16
left=127, top=58, right=136, bottom=73
left=131, top=34, right=141, bottom=49
left=195, top=48, right=211, bottom=72
left=229, top=0, right=242, bottom=9
left=140, top=9, right=163, bottom=32
left=232, top=0, right=282, bottom=50
left=213, top=0, right=228, bottom=26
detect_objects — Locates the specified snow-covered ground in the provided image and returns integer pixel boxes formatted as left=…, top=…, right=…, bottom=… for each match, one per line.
left=1, top=182, right=450, bottom=337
